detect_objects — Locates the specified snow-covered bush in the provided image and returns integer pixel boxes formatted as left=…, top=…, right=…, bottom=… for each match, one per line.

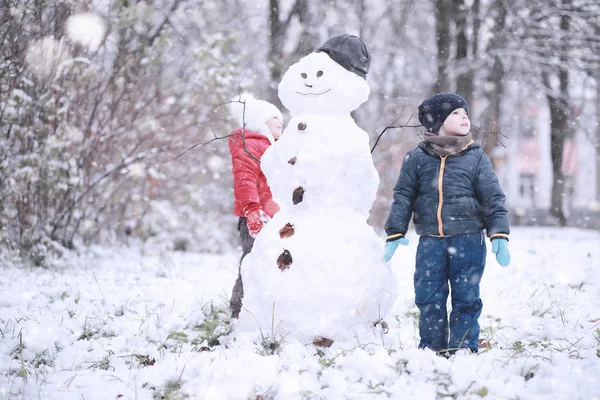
left=0, top=0, right=241, bottom=264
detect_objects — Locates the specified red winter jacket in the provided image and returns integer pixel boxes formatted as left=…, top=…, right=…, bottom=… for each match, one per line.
left=229, top=129, right=279, bottom=218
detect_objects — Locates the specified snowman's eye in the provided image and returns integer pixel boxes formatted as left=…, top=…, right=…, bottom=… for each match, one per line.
left=316, top=70, right=323, bottom=78
left=301, top=73, right=307, bottom=79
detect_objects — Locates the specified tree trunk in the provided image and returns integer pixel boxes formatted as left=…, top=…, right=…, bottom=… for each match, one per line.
left=597, top=77, right=600, bottom=203
left=293, top=0, right=317, bottom=63
left=454, top=0, right=473, bottom=106
left=597, top=144, right=600, bottom=203
left=434, top=0, right=453, bottom=93
left=481, top=0, right=506, bottom=157
left=267, top=0, right=315, bottom=110
left=268, top=0, right=285, bottom=108
left=547, top=95, right=568, bottom=226
left=482, top=55, right=504, bottom=156
left=471, top=0, right=481, bottom=67
left=546, top=0, right=571, bottom=226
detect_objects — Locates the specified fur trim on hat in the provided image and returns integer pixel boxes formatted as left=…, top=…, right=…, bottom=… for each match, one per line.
left=230, top=96, right=282, bottom=143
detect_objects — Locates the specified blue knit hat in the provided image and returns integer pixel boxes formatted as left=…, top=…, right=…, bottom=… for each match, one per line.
left=418, top=92, right=469, bottom=134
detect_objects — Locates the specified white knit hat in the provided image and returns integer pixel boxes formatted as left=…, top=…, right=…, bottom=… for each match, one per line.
left=231, top=96, right=282, bottom=143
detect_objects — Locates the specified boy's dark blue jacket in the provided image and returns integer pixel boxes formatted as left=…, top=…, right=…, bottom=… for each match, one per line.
left=385, top=140, right=510, bottom=240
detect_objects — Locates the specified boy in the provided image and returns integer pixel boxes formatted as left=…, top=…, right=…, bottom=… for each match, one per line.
left=383, top=92, right=510, bottom=355
left=229, top=98, right=283, bottom=318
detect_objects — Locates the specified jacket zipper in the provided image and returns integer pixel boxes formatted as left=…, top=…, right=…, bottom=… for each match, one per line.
left=437, top=156, right=447, bottom=236
left=435, top=140, right=475, bottom=237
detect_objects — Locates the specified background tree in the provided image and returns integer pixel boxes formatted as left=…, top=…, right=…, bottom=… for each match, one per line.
left=267, top=0, right=319, bottom=108
left=479, top=0, right=507, bottom=156
left=0, top=0, right=240, bottom=264
left=510, top=0, right=599, bottom=225
left=454, top=0, right=479, bottom=107
left=427, top=0, right=600, bottom=225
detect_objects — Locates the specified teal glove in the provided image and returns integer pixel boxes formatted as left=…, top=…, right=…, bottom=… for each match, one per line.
left=383, top=237, right=409, bottom=262
left=491, top=238, right=510, bottom=267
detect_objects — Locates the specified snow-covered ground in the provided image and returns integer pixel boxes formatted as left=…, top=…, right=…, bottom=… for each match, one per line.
left=1, top=227, right=599, bottom=400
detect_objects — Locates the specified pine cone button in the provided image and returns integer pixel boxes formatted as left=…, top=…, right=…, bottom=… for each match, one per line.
left=297, top=122, right=307, bottom=131
left=279, top=223, right=295, bottom=238
left=292, top=186, right=304, bottom=205
left=277, top=249, right=293, bottom=270
left=288, top=157, right=297, bottom=165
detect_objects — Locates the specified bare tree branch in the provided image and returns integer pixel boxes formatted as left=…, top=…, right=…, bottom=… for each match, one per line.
left=371, top=108, right=420, bottom=153
left=161, top=98, right=261, bottom=164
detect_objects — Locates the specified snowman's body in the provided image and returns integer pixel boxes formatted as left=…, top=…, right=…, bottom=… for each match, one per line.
left=240, top=51, right=397, bottom=342
left=261, top=113, right=377, bottom=217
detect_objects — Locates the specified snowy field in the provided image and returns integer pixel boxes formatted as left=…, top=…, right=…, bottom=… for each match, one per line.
left=1, top=226, right=599, bottom=400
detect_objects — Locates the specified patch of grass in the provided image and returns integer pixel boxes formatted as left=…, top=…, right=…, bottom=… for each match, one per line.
left=434, top=371, right=456, bottom=398
left=77, top=317, right=115, bottom=341
left=315, top=348, right=355, bottom=371
left=165, top=331, right=189, bottom=354
left=315, top=349, right=338, bottom=369
left=87, top=350, right=115, bottom=371
left=190, top=301, right=232, bottom=350
left=252, top=304, right=288, bottom=356
left=121, top=353, right=156, bottom=367
left=299, top=391, right=326, bottom=400
left=132, top=309, right=160, bottom=336
left=250, top=386, right=277, bottom=400
left=510, top=340, right=525, bottom=353
left=568, top=282, right=585, bottom=292
left=395, top=359, right=409, bottom=375
left=401, top=310, right=419, bottom=325
left=31, top=349, right=53, bottom=369
left=531, top=303, right=553, bottom=318
left=9, top=330, right=26, bottom=359
left=153, top=377, right=188, bottom=400
left=365, top=380, right=392, bottom=396
left=6, top=330, right=54, bottom=383
left=592, top=328, right=600, bottom=344
left=258, top=335, right=283, bottom=356
left=10, top=330, right=28, bottom=382
left=527, top=340, right=550, bottom=349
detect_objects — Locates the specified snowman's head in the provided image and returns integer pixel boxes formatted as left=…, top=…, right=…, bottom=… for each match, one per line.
left=278, top=51, right=370, bottom=116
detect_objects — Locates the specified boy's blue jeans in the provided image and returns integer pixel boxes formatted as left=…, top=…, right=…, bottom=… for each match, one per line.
left=414, top=232, right=486, bottom=352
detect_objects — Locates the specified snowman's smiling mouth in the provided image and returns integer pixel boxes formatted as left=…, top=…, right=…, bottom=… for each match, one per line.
left=295, top=89, right=331, bottom=96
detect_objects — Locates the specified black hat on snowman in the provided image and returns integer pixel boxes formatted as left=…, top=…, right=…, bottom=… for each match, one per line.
left=316, top=34, right=371, bottom=79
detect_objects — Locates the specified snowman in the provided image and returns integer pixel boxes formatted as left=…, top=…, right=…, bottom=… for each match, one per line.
left=239, top=34, right=397, bottom=344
